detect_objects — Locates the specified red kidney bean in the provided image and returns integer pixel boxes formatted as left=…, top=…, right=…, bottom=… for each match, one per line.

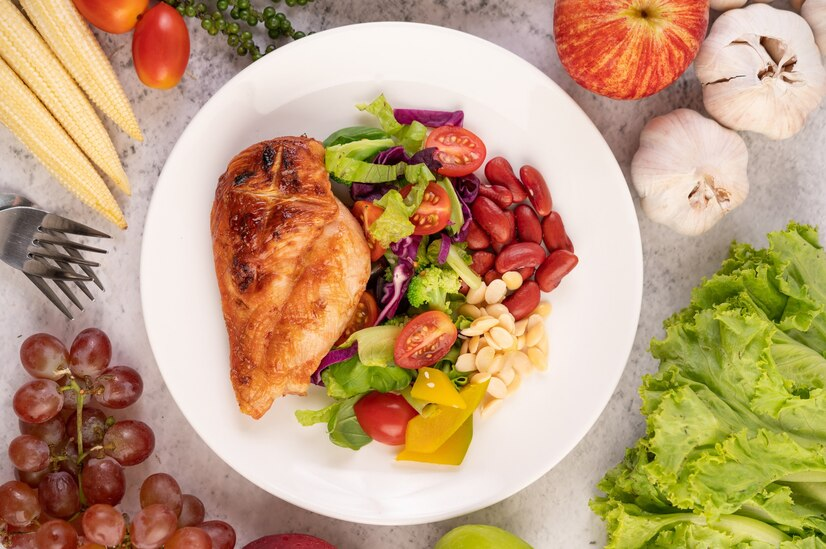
left=542, top=212, right=571, bottom=251
left=563, top=235, right=575, bottom=253
left=492, top=241, right=505, bottom=254
left=518, top=266, right=535, bottom=281
left=503, top=281, right=540, bottom=321
left=514, top=204, right=542, bottom=244
left=536, top=250, right=579, bottom=292
left=483, top=270, right=501, bottom=285
left=485, top=157, right=527, bottom=202
left=495, top=242, right=546, bottom=273
left=466, top=220, right=491, bottom=250
left=471, top=197, right=511, bottom=245
left=519, top=165, right=553, bottom=216
left=478, top=184, right=513, bottom=209
left=470, top=251, right=495, bottom=276
left=459, top=281, right=470, bottom=295
left=500, top=209, right=515, bottom=246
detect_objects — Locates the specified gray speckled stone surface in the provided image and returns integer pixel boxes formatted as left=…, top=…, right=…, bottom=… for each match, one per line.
left=1, top=1, right=824, bottom=547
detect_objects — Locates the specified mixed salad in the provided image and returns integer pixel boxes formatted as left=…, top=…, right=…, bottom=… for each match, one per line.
left=296, top=94, right=578, bottom=465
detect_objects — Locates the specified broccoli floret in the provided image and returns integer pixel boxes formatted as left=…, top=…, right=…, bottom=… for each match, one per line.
left=407, top=267, right=462, bottom=312
left=426, top=241, right=482, bottom=290
left=384, top=315, right=412, bottom=327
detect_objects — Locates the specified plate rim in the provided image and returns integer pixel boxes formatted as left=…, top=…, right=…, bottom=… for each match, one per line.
left=140, top=20, right=644, bottom=525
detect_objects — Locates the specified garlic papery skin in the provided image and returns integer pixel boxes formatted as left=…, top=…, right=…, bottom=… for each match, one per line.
left=631, top=109, right=749, bottom=236
left=695, top=4, right=826, bottom=140
left=710, top=0, right=772, bottom=12
left=802, top=0, right=826, bottom=56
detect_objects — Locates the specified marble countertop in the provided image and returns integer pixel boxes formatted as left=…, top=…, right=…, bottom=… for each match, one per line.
left=1, top=0, right=825, bottom=547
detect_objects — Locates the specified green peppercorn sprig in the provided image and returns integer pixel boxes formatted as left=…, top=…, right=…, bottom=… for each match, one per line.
left=162, top=0, right=312, bottom=62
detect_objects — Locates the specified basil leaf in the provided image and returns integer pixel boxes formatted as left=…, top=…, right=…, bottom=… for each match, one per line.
left=327, top=395, right=372, bottom=450
left=295, top=401, right=340, bottom=426
left=323, top=126, right=391, bottom=148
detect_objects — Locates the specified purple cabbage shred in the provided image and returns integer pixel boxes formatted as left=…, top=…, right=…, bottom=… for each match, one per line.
left=393, top=108, right=464, bottom=128
left=311, top=343, right=358, bottom=386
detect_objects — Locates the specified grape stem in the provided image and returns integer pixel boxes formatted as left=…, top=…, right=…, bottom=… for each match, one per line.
left=77, top=445, right=103, bottom=464
left=68, top=378, right=88, bottom=507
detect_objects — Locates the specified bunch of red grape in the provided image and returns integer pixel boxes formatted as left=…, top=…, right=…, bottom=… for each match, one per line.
left=0, top=328, right=237, bottom=548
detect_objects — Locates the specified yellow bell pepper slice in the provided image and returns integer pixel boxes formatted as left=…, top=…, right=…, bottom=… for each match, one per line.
left=397, top=416, right=473, bottom=466
left=411, top=367, right=466, bottom=409
left=403, top=380, right=488, bottom=454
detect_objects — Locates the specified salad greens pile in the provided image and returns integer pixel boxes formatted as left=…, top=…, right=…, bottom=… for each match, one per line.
left=593, top=223, right=826, bottom=548
left=297, top=94, right=480, bottom=451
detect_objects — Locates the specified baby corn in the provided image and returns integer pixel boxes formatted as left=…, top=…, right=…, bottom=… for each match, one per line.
left=20, top=0, right=143, bottom=142
left=0, top=0, right=131, bottom=195
left=0, top=57, right=126, bottom=228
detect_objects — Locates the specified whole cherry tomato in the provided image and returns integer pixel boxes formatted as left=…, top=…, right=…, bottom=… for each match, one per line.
left=132, top=3, right=190, bottom=89
left=72, top=0, right=148, bottom=34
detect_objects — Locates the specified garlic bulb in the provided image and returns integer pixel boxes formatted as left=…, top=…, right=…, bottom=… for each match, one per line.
left=631, top=109, right=749, bottom=236
left=802, top=0, right=826, bottom=56
left=710, top=0, right=772, bottom=12
left=695, top=4, right=826, bottom=140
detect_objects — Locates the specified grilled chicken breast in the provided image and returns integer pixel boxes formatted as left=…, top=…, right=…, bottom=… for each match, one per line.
left=211, top=136, right=371, bottom=419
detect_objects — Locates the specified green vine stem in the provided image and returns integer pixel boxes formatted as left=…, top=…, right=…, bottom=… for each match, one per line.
left=162, top=0, right=314, bottom=61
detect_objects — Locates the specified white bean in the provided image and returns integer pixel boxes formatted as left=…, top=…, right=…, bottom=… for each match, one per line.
left=485, top=303, right=510, bottom=318
left=514, top=319, right=528, bottom=337
left=471, top=372, right=491, bottom=385
left=489, top=326, right=514, bottom=350
left=456, top=353, right=477, bottom=373
left=534, top=301, right=552, bottom=317
left=527, top=347, right=547, bottom=370
left=468, top=336, right=481, bottom=354
left=502, top=271, right=523, bottom=291
left=484, top=279, right=508, bottom=304
left=498, top=313, right=516, bottom=334
left=483, top=332, right=502, bottom=351
left=466, top=283, right=487, bottom=305
left=487, top=376, right=508, bottom=399
left=526, top=322, right=544, bottom=348
left=475, top=346, right=495, bottom=373
left=497, top=364, right=515, bottom=386
left=481, top=397, right=503, bottom=417
left=458, top=303, right=482, bottom=319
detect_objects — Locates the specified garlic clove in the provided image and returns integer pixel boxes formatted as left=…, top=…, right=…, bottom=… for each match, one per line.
left=631, top=109, right=749, bottom=236
left=710, top=0, right=749, bottom=11
left=695, top=4, right=826, bottom=140
left=802, top=0, right=826, bottom=56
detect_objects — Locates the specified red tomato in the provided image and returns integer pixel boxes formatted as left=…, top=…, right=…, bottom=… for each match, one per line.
left=425, top=126, right=487, bottom=178
left=354, top=392, right=418, bottom=446
left=351, top=201, right=386, bottom=262
left=335, top=292, right=378, bottom=346
left=400, top=182, right=451, bottom=235
left=393, top=311, right=458, bottom=369
left=73, top=0, right=148, bottom=33
left=132, top=3, right=190, bottom=89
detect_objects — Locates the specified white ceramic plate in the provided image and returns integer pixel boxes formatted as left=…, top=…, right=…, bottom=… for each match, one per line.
left=141, top=22, right=642, bottom=526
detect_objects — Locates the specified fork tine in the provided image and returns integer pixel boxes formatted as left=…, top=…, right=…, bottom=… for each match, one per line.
left=38, top=242, right=95, bottom=300
left=53, top=279, right=84, bottom=311
left=63, top=247, right=104, bottom=291
left=34, top=236, right=107, bottom=255
left=40, top=213, right=111, bottom=238
left=23, top=259, right=93, bottom=281
left=25, top=274, right=73, bottom=319
left=29, top=250, right=100, bottom=268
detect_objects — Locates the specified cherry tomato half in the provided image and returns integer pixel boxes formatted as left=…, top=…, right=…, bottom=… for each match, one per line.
left=394, top=311, right=458, bottom=370
left=132, top=3, right=190, bottom=89
left=352, top=201, right=386, bottom=262
left=425, top=126, right=487, bottom=178
left=354, top=392, right=418, bottom=446
left=335, top=292, right=378, bottom=347
left=73, top=0, right=148, bottom=33
left=400, top=182, right=452, bottom=236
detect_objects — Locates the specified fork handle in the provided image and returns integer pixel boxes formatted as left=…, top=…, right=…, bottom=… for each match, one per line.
left=0, top=194, right=35, bottom=211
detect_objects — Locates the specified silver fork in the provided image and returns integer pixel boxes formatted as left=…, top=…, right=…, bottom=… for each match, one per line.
left=0, top=193, right=110, bottom=319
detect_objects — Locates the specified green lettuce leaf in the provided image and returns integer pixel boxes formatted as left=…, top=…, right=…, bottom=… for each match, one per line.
left=327, top=395, right=371, bottom=450
left=357, top=94, right=427, bottom=154
left=594, top=224, right=826, bottom=547
left=322, top=357, right=412, bottom=399
left=368, top=164, right=435, bottom=247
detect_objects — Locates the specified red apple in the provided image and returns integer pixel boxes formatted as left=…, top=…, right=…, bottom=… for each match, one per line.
left=554, top=0, right=709, bottom=100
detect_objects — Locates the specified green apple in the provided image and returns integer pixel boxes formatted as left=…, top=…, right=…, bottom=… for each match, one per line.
left=434, top=525, right=532, bottom=549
